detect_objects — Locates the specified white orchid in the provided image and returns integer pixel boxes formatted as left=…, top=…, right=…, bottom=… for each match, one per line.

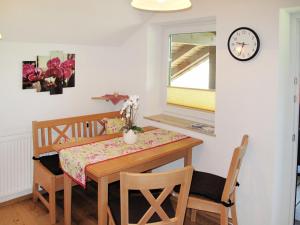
left=120, top=95, right=142, bottom=132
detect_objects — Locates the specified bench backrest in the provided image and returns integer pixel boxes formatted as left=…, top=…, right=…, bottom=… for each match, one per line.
left=32, top=111, right=121, bottom=157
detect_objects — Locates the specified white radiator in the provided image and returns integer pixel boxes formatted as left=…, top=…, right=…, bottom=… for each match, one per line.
left=0, top=132, right=33, bottom=203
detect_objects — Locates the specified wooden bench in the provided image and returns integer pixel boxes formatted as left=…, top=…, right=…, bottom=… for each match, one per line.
left=32, top=111, right=121, bottom=224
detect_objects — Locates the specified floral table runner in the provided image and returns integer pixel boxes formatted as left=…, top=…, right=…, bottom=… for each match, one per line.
left=59, top=129, right=188, bottom=187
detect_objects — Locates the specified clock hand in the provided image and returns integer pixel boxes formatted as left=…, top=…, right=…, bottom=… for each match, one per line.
left=236, top=42, right=249, bottom=46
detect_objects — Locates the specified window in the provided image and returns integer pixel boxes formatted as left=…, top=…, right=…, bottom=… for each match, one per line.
left=167, top=32, right=216, bottom=112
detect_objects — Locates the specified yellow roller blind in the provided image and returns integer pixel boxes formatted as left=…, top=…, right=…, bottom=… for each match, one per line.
left=167, top=86, right=215, bottom=112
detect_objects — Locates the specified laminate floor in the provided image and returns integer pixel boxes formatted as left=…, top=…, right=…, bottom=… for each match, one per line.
left=0, top=183, right=222, bottom=225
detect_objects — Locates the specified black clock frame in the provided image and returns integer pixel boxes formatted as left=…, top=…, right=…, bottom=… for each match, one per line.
left=227, top=27, right=260, bottom=61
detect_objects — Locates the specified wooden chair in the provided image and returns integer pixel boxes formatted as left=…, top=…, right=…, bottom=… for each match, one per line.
left=174, top=135, right=249, bottom=225
left=108, top=166, right=193, bottom=225
left=32, top=111, right=121, bottom=224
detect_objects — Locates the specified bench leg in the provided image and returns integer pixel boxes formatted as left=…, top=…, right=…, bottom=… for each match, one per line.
left=49, top=192, right=56, bottom=224
left=49, top=178, right=56, bottom=224
left=32, top=182, right=39, bottom=203
left=33, top=162, right=39, bottom=203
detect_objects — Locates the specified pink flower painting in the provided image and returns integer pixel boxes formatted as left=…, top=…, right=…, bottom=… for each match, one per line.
left=22, top=51, right=75, bottom=95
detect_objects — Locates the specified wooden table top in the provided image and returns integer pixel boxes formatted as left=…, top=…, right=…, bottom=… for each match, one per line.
left=86, top=136, right=202, bottom=179
left=54, top=126, right=203, bottom=180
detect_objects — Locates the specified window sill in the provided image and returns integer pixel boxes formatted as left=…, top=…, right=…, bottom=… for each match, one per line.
left=144, top=114, right=215, bottom=137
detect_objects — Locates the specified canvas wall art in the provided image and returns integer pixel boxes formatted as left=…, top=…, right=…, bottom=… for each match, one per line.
left=22, top=51, right=75, bottom=95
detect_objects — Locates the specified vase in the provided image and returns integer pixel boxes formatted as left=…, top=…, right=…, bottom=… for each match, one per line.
left=123, top=129, right=138, bottom=144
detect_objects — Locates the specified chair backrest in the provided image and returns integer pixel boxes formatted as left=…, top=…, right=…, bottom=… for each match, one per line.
left=120, top=166, right=193, bottom=225
left=221, top=135, right=249, bottom=203
left=32, top=111, right=121, bottom=157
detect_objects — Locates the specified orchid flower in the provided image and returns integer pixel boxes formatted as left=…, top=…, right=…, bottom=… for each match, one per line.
left=120, top=95, right=142, bottom=132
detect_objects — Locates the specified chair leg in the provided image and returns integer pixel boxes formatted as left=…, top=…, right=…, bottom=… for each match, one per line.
left=231, top=205, right=238, bottom=225
left=231, top=193, right=238, bottom=225
left=220, top=206, right=229, bottom=225
left=191, top=209, right=197, bottom=222
left=32, top=182, right=39, bottom=203
left=108, top=207, right=116, bottom=225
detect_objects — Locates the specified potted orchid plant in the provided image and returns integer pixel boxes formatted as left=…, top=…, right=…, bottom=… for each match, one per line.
left=120, top=95, right=143, bottom=144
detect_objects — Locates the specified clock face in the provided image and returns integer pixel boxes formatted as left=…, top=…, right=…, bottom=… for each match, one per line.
left=228, top=27, right=260, bottom=61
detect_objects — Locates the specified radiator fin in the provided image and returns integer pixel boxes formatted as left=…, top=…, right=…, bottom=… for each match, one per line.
left=0, top=133, right=33, bottom=202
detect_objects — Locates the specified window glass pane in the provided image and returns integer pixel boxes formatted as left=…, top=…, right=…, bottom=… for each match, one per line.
left=169, top=32, right=216, bottom=90
left=171, top=58, right=210, bottom=89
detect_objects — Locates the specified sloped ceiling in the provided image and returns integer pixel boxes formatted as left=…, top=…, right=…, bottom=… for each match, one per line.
left=0, top=0, right=153, bottom=45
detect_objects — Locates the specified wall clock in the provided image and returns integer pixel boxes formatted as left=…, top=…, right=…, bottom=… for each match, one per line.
left=227, top=27, right=260, bottom=61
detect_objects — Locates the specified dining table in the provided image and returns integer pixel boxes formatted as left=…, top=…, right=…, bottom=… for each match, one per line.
left=53, top=126, right=203, bottom=225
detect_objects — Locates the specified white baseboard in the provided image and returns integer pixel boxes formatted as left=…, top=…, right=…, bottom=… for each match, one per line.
left=0, top=188, right=32, bottom=203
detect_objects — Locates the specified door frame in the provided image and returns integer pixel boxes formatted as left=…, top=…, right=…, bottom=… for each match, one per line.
left=289, top=11, right=300, bottom=225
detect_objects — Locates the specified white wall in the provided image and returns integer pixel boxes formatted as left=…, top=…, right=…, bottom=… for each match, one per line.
left=0, top=41, right=122, bottom=136
left=113, top=1, right=300, bottom=225
left=0, top=41, right=123, bottom=201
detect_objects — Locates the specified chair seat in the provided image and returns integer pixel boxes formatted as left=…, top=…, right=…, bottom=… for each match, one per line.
left=39, top=154, right=64, bottom=175
left=109, top=188, right=175, bottom=225
left=174, top=170, right=226, bottom=203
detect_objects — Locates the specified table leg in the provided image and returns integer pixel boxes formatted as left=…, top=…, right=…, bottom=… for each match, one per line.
left=64, top=174, right=72, bottom=225
left=184, top=148, right=195, bottom=219
left=98, top=176, right=108, bottom=225
left=184, top=148, right=192, bottom=166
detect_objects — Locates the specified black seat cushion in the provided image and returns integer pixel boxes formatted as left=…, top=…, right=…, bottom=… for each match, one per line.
left=109, top=188, right=175, bottom=225
left=174, top=170, right=226, bottom=203
left=39, top=154, right=63, bottom=175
